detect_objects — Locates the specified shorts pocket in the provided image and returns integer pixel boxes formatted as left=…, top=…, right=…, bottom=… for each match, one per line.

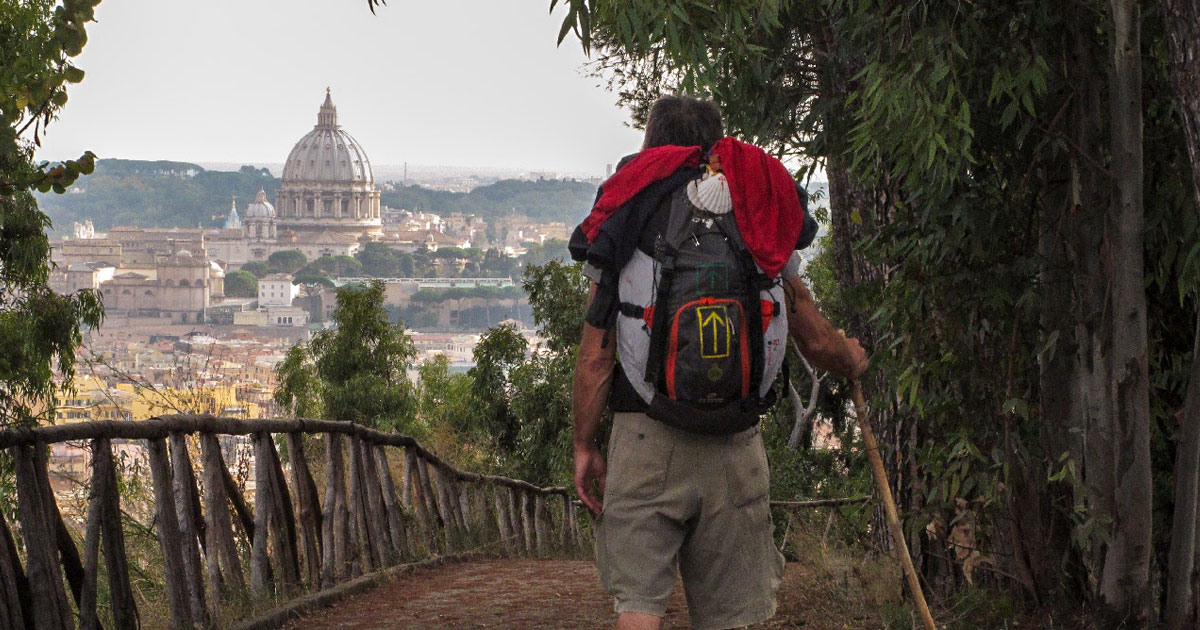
left=607, top=420, right=671, bottom=501
left=727, top=429, right=769, bottom=507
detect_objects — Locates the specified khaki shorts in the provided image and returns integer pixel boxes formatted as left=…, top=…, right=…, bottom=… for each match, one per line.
left=595, top=412, right=785, bottom=630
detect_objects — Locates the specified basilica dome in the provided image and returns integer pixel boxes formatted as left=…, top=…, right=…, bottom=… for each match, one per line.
left=282, top=89, right=373, bottom=184
left=244, top=187, right=275, bottom=218
left=274, top=89, right=382, bottom=237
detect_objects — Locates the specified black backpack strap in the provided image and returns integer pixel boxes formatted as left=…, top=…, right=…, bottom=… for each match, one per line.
left=584, top=265, right=621, bottom=349
left=743, top=260, right=767, bottom=397
left=644, top=235, right=678, bottom=388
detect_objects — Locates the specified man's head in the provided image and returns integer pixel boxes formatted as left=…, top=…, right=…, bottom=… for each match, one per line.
left=642, top=95, right=724, bottom=151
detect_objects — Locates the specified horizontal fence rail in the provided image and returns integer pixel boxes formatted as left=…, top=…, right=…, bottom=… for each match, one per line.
left=0, top=415, right=584, bottom=629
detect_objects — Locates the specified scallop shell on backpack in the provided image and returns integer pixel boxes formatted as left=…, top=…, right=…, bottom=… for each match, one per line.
left=686, top=172, right=733, bottom=214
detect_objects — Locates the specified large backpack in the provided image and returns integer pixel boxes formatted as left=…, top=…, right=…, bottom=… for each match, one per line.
left=614, top=183, right=788, bottom=435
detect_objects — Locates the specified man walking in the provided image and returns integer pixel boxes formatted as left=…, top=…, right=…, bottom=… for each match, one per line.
left=571, top=95, right=868, bottom=630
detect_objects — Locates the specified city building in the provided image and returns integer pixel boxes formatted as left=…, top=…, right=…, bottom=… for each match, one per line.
left=258, top=273, right=299, bottom=307
left=96, top=249, right=222, bottom=323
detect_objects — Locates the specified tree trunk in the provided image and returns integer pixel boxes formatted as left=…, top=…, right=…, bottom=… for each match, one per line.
left=1162, top=3, right=1200, bottom=628
left=1168, top=317, right=1200, bottom=630
left=1097, top=2, right=1152, bottom=627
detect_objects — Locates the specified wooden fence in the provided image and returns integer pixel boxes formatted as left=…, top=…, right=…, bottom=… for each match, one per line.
left=0, top=415, right=583, bottom=630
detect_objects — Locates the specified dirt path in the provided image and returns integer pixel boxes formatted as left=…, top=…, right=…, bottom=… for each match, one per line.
left=286, top=558, right=883, bottom=629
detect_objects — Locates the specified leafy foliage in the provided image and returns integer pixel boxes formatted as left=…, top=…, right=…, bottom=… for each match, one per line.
left=356, top=242, right=414, bottom=277
left=273, top=343, right=322, bottom=419
left=223, top=270, right=258, bottom=298
left=468, top=323, right=528, bottom=452
left=522, top=260, right=589, bottom=353
left=268, top=249, right=307, bottom=274
left=300, top=255, right=361, bottom=278
left=1, top=0, right=103, bottom=427
left=276, top=282, right=418, bottom=431
left=239, top=261, right=269, bottom=278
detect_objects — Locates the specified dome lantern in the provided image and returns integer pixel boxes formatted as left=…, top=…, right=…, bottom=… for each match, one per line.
left=317, top=87, right=338, bottom=128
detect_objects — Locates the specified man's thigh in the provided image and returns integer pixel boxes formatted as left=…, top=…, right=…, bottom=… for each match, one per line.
left=595, top=413, right=689, bottom=616
left=679, top=427, right=784, bottom=630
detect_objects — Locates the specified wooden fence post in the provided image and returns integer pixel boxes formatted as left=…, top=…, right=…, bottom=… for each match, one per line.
left=400, top=447, right=412, bottom=508
left=95, top=439, right=138, bottom=629
left=11, top=444, right=72, bottom=630
left=491, top=487, right=514, bottom=554
left=558, top=494, right=570, bottom=552
left=199, top=433, right=245, bottom=602
left=78, top=440, right=106, bottom=630
left=507, top=487, right=524, bottom=556
left=169, top=433, right=210, bottom=627
left=0, top=511, right=27, bottom=630
left=374, top=446, right=409, bottom=560
left=432, top=466, right=457, bottom=553
left=250, top=433, right=273, bottom=596
left=30, top=444, right=93, bottom=621
left=458, top=483, right=474, bottom=536
left=442, top=470, right=468, bottom=544
left=264, top=433, right=301, bottom=589
left=321, top=432, right=349, bottom=586
left=345, top=435, right=374, bottom=574
left=533, top=494, right=548, bottom=557
left=358, top=439, right=391, bottom=566
left=416, top=456, right=443, bottom=551
left=147, top=437, right=196, bottom=629
left=407, top=450, right=434, bottom=552
left=520, top=491, right=535, bottom=556
left=285, top=433, right=322, bottom=587
left=218, top=453, right=255, bottom=542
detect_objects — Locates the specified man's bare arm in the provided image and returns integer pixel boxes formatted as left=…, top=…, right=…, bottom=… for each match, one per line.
left=785, top=274, right=868, bottom=379
left=572, top=282, right=615, bottom=515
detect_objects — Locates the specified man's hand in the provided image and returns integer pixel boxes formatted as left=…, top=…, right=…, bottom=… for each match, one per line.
left=574, top=443, right=607, bottom=517
left=843, top=336, right=869, bottom=380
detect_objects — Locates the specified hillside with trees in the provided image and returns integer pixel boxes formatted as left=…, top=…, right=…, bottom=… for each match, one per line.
left=36, top=159, right=278, bottom=232
left=379, top=178, right=597, bottom=223
left=36, top=158, right=599, bottom=233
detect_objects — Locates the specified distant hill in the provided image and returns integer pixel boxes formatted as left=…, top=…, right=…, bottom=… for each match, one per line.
left=37, top=158, right=600, bottom=234
left=379, top=179, right=598, bottom=224
left=37, top=159, right=279, bottom=233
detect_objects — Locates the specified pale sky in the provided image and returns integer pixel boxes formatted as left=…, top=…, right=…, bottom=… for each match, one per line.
left=35, top=0, right=646, bottom=176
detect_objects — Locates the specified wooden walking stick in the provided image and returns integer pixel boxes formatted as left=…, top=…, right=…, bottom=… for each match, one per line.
left=850, top=381, right=937, bottom=630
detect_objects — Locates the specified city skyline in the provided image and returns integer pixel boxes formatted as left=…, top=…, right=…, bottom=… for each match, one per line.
left=34, top=0, right=645, bottom=176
